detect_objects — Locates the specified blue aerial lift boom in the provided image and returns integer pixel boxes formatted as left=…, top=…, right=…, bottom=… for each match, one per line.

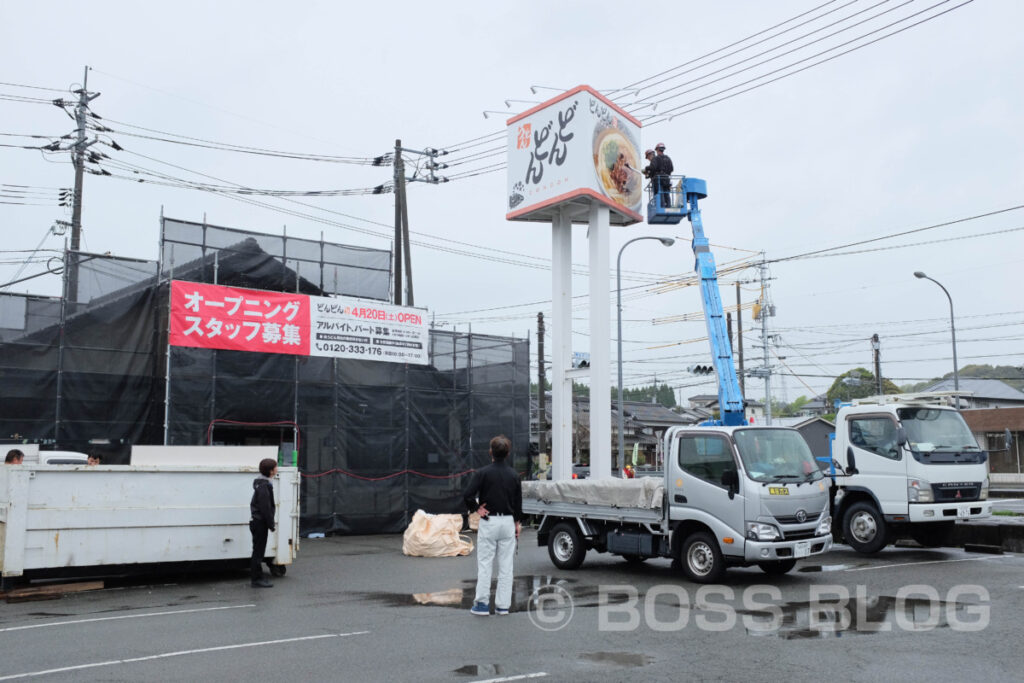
left=648, top=177, right=746, bottom=426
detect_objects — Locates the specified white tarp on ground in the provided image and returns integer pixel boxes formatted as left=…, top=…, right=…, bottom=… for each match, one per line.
left=523, top=478, right=664, bottom=510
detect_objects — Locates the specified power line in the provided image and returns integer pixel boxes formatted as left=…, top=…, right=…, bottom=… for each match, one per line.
left=88, top=115, right=388, bottom=165
left=642, top=0, right=974, bottom=124
left=627, top=0, right=892, bottom=109
left=615, top=0, right=847, bottom=95
left=769, top=203, right=1024, bottom=263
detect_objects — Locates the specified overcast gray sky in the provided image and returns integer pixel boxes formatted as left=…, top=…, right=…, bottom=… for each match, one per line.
left=2, top=0, right=1022, bottom=405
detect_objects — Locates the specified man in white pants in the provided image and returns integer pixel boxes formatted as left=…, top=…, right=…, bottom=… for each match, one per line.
left=463, top=435, right=522, bottom=615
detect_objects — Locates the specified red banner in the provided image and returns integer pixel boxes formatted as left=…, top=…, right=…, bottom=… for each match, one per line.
left=169, top=281, right=311, bottom=355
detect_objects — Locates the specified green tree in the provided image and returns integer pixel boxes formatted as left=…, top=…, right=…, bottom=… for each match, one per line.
left=826, top=368, right=900, bottom=404
left=613, top=382, right=676, bottom=409
left=529, top=378, right=553, bottom=395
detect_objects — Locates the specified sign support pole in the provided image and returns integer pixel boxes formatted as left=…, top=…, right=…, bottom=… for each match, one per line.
left=588, top=204, right=612, bottom=480
left=551, top=207, right=572, bottom=481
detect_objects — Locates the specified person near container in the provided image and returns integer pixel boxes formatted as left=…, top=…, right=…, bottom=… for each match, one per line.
left=463, top=434, right=522, bottom=616
left=250, top=457, right=278, bottom=588
left=4, top=449, right=24, bottom=464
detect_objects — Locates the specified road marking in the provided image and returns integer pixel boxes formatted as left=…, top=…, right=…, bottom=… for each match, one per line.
left=0, top=630, right=369, bottom=681
left=0, top=604, right=255, bottom=633
left=472, top=674, right=549, bottom=683
left=844, top=556, right=1003, bottom=572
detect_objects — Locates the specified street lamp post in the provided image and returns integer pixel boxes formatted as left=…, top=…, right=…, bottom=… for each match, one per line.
left=914, top=271, right=959, bottom=403
left=617, top=236, right=675, bottom=472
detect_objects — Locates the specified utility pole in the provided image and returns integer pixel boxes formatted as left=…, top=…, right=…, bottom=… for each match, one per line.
left=389, top=141, right=449, bottom=306
left=747, top=256, right=775, bottom=425
left=69, top=66, right=100, bottom=303
left=537, top=312, right=547, bottom=459
left=872, top=333, right=882, bottom=395
left=393, top=139, right=404, bottom=305
left=736, top=281, right=745, bottom=396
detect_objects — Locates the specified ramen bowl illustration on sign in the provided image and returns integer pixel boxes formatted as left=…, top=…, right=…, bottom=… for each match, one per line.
left=592, top=123, right=642, bottom=213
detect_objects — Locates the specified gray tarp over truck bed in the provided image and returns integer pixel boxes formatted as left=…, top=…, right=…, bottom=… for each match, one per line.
left=523, top=478, right=665, bottom=510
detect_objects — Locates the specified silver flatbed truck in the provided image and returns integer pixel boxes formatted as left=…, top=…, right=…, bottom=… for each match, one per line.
left=524, top=424, right=833, bottom=583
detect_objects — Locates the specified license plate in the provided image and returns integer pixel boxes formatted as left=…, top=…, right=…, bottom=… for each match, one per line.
left=795, top=541, right=810, bottom=558
left=768, top=487, right=789, bottom=495
left=957, top=506, right=969, bottom=519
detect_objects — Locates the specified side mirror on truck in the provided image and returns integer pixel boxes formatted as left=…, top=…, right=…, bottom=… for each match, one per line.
left=896, top=426, right=908, bottom=447
left=721, top=469, right=739, bottom=499
left=845, top=448, right=859, bottom=476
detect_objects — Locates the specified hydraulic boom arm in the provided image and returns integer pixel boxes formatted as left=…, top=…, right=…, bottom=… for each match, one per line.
left=650, top=177, right=745, bottom=425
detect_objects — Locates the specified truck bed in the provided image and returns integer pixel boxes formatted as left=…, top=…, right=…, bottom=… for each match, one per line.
left=522, top=478, right=665, bottom=524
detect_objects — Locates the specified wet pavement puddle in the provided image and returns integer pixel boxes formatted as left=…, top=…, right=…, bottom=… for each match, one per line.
left=579, top=651, right=653, bottom=667
left=739, top=594, right=982, bottom=638
left=360, top=576, right=984, bottom=639
left=358, top=575, right=625, bottom=614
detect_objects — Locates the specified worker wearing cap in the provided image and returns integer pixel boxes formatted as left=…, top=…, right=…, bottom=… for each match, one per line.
left=642, top=149, right=655, bottom=178
left=648, top=143, right=673, bottom=205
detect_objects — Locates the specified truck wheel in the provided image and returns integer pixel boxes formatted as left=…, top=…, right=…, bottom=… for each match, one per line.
left=758, top=559, right=797, bottom=576
left=548, top=522, right=586, bottom=570
left=680, top=531, right=725, bottom=583
left=269, top=564, right=287, bottom=577
left=909, top=522, right=955, bottom=548
left=843, top=501, right=887, bottom=554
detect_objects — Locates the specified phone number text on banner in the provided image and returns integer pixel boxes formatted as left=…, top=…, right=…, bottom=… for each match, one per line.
left=309, top=296, right=428, bottom=365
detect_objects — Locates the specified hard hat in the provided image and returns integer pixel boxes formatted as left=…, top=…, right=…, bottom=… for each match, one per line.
left=644, top=149, right=654, bottom=157
left=655, top=142, right=666, bottom=150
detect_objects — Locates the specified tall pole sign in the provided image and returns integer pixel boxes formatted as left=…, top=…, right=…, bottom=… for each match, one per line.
left=506, top=85, right=642, bottom=480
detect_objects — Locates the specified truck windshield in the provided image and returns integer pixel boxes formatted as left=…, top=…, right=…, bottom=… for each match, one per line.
left=733, top=429, right=822, bottom=483
left=897, top=408, right=979, bottom=453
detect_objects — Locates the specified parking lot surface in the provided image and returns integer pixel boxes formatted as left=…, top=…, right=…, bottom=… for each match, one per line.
left=1, top=530, right=1022, bottom=682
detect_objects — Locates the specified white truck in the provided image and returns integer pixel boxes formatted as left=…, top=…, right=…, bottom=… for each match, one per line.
left=829, top=394, right=997, bottom=553
left=524, top=425, right=833, bottom=583
left=0, top=446, right=299, bottom=587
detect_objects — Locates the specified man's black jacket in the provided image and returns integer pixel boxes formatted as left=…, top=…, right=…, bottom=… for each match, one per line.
left=251, top=477, right=276, bottom=531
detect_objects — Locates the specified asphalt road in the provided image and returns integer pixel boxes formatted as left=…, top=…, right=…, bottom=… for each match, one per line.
left=1, top=530, right=1023, bottom=682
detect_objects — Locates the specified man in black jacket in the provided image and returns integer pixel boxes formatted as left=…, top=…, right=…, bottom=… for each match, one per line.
left=647, top=142, right=674, bottom=205
left=463, top=435, right=522, bottom=615
left=250, top=458, right=278, bottom=588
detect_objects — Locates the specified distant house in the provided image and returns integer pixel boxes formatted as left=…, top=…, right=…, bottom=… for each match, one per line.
left=530, top=394, right=693, bottom=468
left=687, top=394, right=765, bottom=423
left=959, top=407, right=1024, bottom=474
left=688, top=394, right=719, bottom=410
left=793, top=416, right=836, bottom=467
left=922, top=378, right=1024, bottom=409
left=797, top=395, right=830, bottom=417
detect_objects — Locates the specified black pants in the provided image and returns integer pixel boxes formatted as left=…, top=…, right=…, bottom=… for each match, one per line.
left=655, top=175, right=672, bottom=204
left=250, top=519, right=270, bottom=581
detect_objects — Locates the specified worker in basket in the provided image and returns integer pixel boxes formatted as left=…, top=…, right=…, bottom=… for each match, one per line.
left=643, top=143, right=673, bottom=207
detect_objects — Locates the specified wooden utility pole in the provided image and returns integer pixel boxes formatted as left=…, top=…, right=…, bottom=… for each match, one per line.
left=537, top=312, right=547, bottom=457
left=68, top=66, right=100, bottom=303
left=872, top=333, right=882, bottom=395
left=736, top=282, right=745, bottom=396
left=393, top=139, right=404, bottom=305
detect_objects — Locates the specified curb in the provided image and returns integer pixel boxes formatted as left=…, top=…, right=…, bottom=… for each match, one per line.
left=952, top=522, right=1024, bottom=553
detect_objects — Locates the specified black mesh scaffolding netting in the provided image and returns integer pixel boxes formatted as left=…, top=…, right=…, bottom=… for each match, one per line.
left=0, top=217, right=530, bottom=534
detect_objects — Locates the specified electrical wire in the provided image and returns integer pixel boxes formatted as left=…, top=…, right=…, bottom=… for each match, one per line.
left=642, top=0, right=974, bottom=124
